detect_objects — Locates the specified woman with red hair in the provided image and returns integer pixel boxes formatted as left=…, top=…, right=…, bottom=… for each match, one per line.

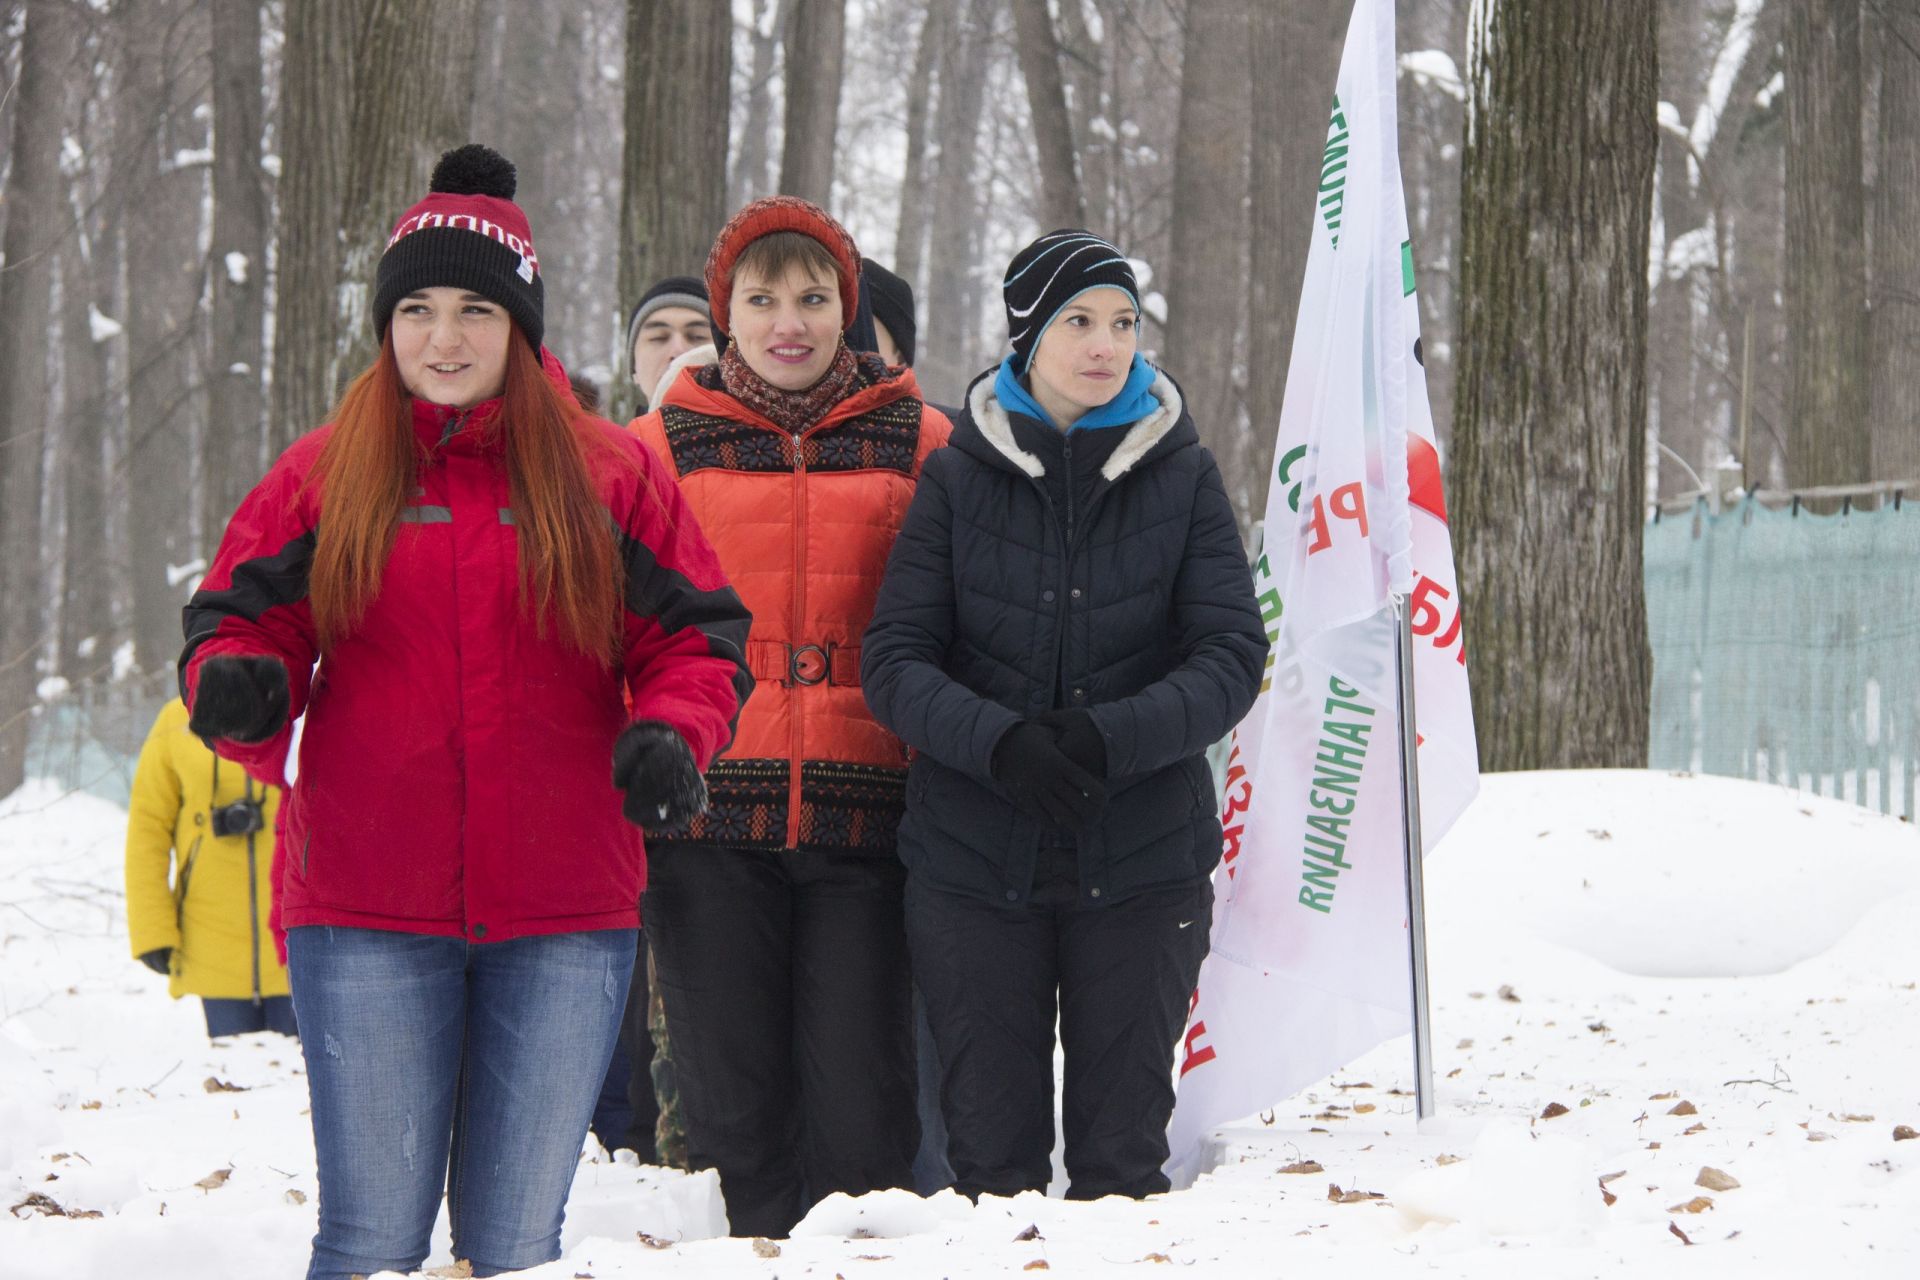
left=180, top=145, right=751, bottom=1280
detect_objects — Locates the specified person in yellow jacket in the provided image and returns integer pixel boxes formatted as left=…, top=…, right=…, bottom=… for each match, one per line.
left=125, top=697, right=295, bottom=1037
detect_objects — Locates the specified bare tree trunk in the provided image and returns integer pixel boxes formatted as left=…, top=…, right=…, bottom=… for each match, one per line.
left=1247, top=0, right=1344, bottom=519
left=1009, top=0, right=1085, bottom=229
left=1784, top=0, right=1870, bottom=489
left=1870, top=0, right=1920, bottom=482
left=1054, top=0, right=1112, bottom=235
left=619, top=0, right=732, bottom=418
left=778, top=0, right=845, bottom=205
left=1164, top=0, right=1250, bottom=508
left=122, top=0, right=206, bottom=676
left=1451, top=0, right=1657, bottom=772
left=730, top=0, right=785, bottom=210
left=328, top=0, right=484, bottom=394
left=0, top=0, right=74, bottom=794
left=892, top=0, right=949, bottom=280
left=269, top=0, right=362, bottom=451
left=919, top=0, right=995, bottom=405
left=58, top=217, right=116, bottom=678
left=1650, top=0, right=1708, bottom=499
left=207, top=0, right=269, bottom=535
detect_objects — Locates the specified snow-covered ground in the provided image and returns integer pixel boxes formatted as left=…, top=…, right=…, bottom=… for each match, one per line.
left=3, top=769, right=1917, bottom=1278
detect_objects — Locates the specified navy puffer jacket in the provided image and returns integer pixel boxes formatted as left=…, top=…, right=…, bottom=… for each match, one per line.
left=861, top=366, right=1266, bottom=907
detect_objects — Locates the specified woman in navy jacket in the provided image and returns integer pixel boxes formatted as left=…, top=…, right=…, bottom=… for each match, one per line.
left=862, top=230, right=1266, bottom=1200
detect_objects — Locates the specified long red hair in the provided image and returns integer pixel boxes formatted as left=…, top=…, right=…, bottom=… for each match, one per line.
left=308, top=329, right=624, bottom=661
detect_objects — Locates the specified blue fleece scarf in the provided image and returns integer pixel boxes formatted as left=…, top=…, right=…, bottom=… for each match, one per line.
left=992, top=353, right=1159, bottom=432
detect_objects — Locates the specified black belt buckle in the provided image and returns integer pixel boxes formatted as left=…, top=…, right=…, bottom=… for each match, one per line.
left=789, top=643, right=829, bottom=686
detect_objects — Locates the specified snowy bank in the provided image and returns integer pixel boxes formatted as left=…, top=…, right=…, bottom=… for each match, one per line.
left=3, top=770, right=1916, bottom=1277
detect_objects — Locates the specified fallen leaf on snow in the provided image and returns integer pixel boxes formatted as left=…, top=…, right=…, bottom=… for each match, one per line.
left=11, top=1192, right=102, bottom=1220
left=1327, top=1183, right=1386, bottom=1204
left=1683, top=1122, right=1708, bottom=1135
left=1696, top=1167, right=1739, bottom=1191
left=1668, top=1196, right=1714, bottom=1214
left=284, top=1189, right=307, bottom=1205
left=1838, top=1113, right=1874, bottom=1123
left=1435, top=1154, right=1463, bottom=1166
left=635, top=1231, right=674, bottom=1248
left=1668, top=1101, right=1697, bottom=1116
left=1497, top=985, right=1521, bottom=1002
left=1894, top=1125, right=1918, bottom=1141
left=1541, top=1102, right=1570, bottom=1119
left=1014, top=1223, right=1044, bottom=1241
left=1023, top=1262, right=1050, bottom=1272
left=80, top=1100, right=102, bottom=1111
left=203, top=1076, right=248, bottom=1093
left=1806, top=1131, right=1835, bottom=1142
left=751, top=1238, right=781, bottom=1258
left=1353, top=1103, right=1376, bottom=1114
left=1598, top=1179, right=1618, bottom=1207
left=1141, top=1254, right=1172, bottom=1264
left=1650, top=1091, right=1678, bottom=1100
left=1456, top=1039, right=1474, bottom=1050
left=194, top=1167, right=232, bottom=1192
left=1670, top=1222, right=1694, bottom=1246
left=1278, top=1160, right=1324, bottom=1174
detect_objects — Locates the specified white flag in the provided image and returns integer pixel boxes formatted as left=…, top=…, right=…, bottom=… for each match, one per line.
left=1166, top=0, right=1479, bottom=1185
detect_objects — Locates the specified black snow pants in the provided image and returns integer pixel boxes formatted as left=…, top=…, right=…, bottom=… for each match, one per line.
left=907, top=843, right=1211, bottom=1201
left=643, top=841, right=918, bottom=1237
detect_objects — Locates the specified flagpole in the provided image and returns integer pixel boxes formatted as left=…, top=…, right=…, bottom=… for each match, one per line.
left=1393, top=593, right=1435, bottom=1121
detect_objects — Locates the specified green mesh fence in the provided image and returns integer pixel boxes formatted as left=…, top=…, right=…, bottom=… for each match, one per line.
left=1646, top=496, right=1920, bottom=819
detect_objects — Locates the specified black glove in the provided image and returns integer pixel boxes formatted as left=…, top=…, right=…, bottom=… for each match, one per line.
left=139, top=948, right=172, bottom=976
left=188, top=656, right=290, bottom=744
left=613, top=720, right=708, bottom=834
left=1035, top=708, right=1107, bottom=778
left=990, top=721, right=1108, bottom=830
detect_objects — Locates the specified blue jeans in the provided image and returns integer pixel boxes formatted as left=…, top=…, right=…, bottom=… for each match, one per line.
left=286, top=925, right=636, bottom=1280
left=202, top=995, right=298, bottom=1038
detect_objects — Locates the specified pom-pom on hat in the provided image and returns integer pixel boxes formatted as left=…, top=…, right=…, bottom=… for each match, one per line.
left=373, top=143, right=545, bottom=351
left=1002, top=229, right=1138, bottom=372
left=703, top=195, right=862, bottom=338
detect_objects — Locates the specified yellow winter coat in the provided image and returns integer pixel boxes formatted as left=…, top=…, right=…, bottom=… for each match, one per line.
left=124, top=698, right=288, bottom=1000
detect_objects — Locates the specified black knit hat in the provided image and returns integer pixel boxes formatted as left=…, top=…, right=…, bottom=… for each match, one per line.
left=862, top=258, right=916, bottom=366
left=624, top=275, right=710, bottom=375
left=373, top=144, right=545, bottom=351
left=1002, top=229, right=1138, bottom=371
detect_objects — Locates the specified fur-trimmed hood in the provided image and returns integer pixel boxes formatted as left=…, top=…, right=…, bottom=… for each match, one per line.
left=955, top=363, right=1196, bottom=482
left=646, top=342, right=720, bottom=412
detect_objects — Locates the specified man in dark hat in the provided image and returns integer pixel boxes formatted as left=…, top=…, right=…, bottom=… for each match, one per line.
left=627, top=274, right=715, bottom=410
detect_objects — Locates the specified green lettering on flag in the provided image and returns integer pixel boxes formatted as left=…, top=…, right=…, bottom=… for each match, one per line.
left=1298, top=676, right=1375, bottom=914
left=1320, top=95, right=1350, bottom=249
left=1401, top=240, right=1415, bottom=296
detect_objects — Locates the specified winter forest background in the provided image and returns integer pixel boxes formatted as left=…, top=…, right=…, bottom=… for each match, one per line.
left=0, top=0, right=1917, bottom=802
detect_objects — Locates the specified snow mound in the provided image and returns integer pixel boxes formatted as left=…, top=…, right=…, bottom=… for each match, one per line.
left=1431, top=770, right=1920, bottom=978
left=1393, top=1117, right=1603, bottom=1241
left=791, top=1186, right=974, bottom=1238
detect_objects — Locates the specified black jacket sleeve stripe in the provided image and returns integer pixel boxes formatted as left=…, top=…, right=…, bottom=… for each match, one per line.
left=178, top=529, right=318, bottom=701
left=618, top=529, right=757, bottom=730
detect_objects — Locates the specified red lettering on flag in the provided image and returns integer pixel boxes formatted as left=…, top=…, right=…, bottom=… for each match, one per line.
left=1180, top=1019, right=1217, bottom=1076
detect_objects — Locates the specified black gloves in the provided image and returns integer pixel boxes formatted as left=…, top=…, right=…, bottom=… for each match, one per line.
left=139, top=948, right=172, bottom=976
left=1035, top=708, right=1107, bottom=778
left=188, top=656, right=290, bottom=744
left=990, top=720, right=1107, bottom=830
left=613, top=720, right=708, bottom=834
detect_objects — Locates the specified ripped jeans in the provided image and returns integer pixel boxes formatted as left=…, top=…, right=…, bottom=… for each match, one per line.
left=285, top=925, right=636, bottom=1280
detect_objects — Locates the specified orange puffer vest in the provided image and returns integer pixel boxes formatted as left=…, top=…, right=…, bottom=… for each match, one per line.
left=631, top=358, right=951, bottom=854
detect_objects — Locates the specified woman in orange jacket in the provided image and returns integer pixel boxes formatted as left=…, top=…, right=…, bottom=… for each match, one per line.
left=628, top=196, right=950, bottom=1237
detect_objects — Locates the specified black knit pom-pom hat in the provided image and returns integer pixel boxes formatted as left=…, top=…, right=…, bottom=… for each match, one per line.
left=373, top=143, right=545, bottom=350
left=1002, top=229, right=1138, bottom=372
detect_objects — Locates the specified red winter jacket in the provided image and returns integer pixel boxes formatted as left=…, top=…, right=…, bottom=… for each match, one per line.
left=181, top=356, right=752, bottom=946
